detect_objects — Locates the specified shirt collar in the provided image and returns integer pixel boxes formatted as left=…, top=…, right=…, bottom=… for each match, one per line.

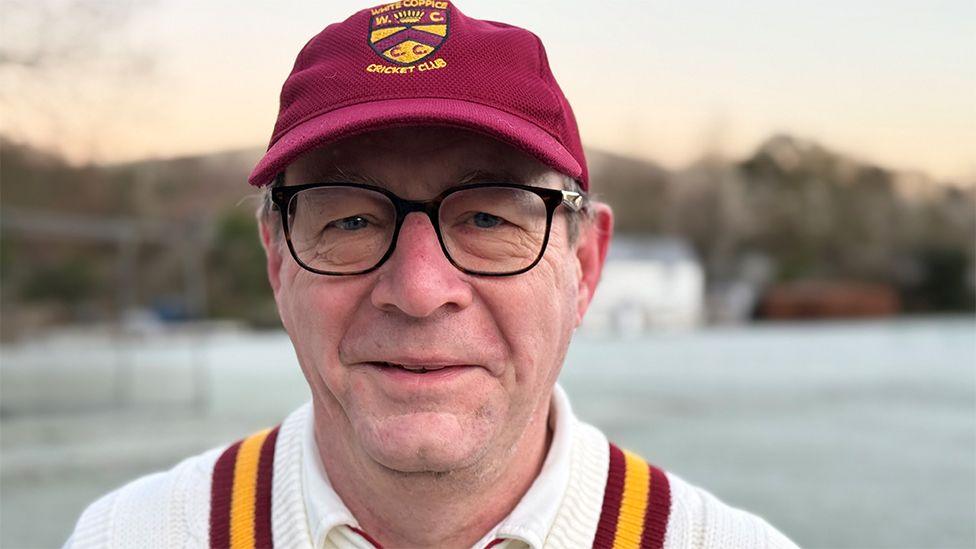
left=301, top=384, right=577, bottom=549
left=472, top=384, right=575, bottom=549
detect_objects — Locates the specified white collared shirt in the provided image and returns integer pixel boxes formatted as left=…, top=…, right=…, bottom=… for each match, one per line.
left=301, top=385, right=577, bottom=549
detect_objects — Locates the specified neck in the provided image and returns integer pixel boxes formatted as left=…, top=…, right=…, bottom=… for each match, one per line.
left=314, top=399, right=552, bottom=548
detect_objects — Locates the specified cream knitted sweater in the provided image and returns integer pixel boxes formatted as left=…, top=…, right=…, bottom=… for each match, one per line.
left=66, top=402, right=798, bottom=549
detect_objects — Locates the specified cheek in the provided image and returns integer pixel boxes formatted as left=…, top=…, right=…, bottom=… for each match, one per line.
left=276, top=267, right=368, bottom=392
left=530, top=245, right=581, bottom=330
left=483, top=251, right=579, bottom=386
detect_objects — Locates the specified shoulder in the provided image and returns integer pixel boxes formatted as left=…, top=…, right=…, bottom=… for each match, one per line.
left=663, top=471, right=799, bottom=549
left=64, top=404, right=310, bottom=549
left=65, top=444, right=224, bottom=549
left=570, top=420, right=798, bottom=549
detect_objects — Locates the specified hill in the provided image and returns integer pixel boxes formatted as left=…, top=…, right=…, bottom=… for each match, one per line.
left=1, top=134, right=973, bottom=337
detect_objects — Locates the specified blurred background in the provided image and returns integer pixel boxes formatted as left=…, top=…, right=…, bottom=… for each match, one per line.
left=1, top=1, right=974, bottom=548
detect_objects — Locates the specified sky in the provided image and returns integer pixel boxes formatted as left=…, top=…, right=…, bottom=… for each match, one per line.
left=2, top=0, right=974, bottom=181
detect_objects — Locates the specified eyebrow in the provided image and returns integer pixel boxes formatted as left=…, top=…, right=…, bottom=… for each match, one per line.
left=290, top=167, right=384, bottom=186
left=456, top=169, right=526, bottom=185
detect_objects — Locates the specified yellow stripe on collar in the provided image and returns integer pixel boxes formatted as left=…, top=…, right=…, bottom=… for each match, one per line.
left=230, top=428, right=273, bottom=549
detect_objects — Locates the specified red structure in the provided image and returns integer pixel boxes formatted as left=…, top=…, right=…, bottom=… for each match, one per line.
left=758, top=280, right=901, bottom=319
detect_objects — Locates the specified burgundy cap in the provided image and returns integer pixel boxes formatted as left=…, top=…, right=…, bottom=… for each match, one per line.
left=249, top=1, right=588, bottom=190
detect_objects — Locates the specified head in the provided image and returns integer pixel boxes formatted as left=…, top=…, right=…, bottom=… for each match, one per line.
left=250, top=2, right=613, bottom=475
left=260, top=126, right=611, bottom=473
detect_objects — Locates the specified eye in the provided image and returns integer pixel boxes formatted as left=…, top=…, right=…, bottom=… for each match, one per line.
left=471, top=212, right=502, bottom=228
left=329, top=216, right=369, bottom=230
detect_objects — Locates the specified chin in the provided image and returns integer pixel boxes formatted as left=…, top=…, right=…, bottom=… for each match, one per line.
left=357, top=411, right=496, bottom=473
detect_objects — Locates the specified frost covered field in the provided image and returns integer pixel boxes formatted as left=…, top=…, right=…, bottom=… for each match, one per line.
left=2, top=318, right=974, bottom=549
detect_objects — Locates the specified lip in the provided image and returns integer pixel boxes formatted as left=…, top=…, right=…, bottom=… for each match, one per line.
left=371, top=360, right=456, bottom=372
left=357, top=360, right=482, bottom=388
left=357, top=354, right=483, bottom=369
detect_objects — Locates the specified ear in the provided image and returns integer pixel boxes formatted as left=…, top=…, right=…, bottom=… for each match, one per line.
left=574, top=202, right=613, bottom=325
left=258, top=216, right=284, bottom=295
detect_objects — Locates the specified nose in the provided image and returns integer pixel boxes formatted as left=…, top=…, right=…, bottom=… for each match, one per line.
left=370, top=212, right=473, bottom=318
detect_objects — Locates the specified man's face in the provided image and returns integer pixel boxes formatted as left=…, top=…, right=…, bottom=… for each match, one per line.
left=262, top=127, right=610, bottom=474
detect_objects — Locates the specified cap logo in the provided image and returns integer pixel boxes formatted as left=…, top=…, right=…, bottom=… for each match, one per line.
left=368, top=1, right=450, bottom=65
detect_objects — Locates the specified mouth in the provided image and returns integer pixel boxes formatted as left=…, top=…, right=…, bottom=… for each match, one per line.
left=370, top=361, right=455, bottom=374
left=357, top=360, right=483, bottom=392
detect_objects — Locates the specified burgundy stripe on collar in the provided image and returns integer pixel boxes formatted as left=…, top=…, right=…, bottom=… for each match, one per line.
left=593, top=443, right=672, bottom=548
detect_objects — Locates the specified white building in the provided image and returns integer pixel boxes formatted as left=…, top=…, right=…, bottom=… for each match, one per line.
left=582, top=237, right=704, bottom=334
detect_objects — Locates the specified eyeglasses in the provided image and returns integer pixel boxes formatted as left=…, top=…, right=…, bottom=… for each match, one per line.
left=270, top=179, right=584, bottom=276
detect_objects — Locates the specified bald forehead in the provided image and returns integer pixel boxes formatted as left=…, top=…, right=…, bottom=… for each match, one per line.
left=284, top=126, right=563, bottom=198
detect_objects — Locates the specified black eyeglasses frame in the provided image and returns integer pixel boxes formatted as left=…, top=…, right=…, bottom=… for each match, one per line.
left=269, top=175, right=584, bottom=277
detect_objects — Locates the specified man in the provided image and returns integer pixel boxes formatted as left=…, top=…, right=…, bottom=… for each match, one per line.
left=68, top=3, right=798, bottom=548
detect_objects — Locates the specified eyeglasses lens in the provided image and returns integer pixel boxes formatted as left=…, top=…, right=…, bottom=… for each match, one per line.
left=288, top=187, right=397, bottom=273
left=439, top=186, right=547, bottom=274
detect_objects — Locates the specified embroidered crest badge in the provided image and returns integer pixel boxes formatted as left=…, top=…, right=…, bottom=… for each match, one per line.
left=368, top=2, right=450, bottom=65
